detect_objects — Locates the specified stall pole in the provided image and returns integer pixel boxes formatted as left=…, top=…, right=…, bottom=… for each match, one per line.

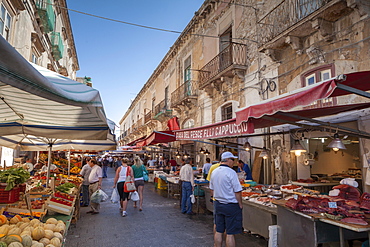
left=68, top=150, right=71, bottom=176
left=46, top=144, right=52, bottom=187
left=36, top=151, right=39, bottom=164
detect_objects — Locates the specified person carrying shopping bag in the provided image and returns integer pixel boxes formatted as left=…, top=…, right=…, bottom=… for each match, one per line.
left=131, top=156, right=148, bottom=211
left=112, top=158, right=134, bottom=217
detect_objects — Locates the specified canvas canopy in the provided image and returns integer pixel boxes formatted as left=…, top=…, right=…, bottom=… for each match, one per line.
left=0, top=35, right=108, bottom=140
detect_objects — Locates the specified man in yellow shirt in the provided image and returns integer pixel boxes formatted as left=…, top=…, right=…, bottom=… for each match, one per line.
left=206, top=162, right=220, bottom=181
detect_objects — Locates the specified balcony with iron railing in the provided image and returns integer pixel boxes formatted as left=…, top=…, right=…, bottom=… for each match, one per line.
left=257, top=0, right=347, bottom=50
left=35, top=0, right=55, bottom=33
left=171, top=80, right=198, bottom=108
left=199, top=42, right=248, bottom=89
left=144, top=111, right=152, bottom=123
left=153, top=99, right=172, bottom=121
left=50, top=32, right=64, bottom=60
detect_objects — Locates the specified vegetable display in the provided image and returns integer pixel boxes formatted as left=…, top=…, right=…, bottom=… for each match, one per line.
left=55, top=183, right=75, bottom=193
left=0, top=168, right=30, bottom=191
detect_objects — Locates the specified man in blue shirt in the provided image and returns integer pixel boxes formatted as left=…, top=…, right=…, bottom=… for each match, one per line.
left=238, top=160, right=253, bottom=180
left=202, top=157, right=212, bottom=179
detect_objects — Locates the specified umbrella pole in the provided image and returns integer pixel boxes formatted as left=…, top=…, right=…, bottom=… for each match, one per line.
left=68, top=150, right=71, bottom=177
left=46, top=144, right=52, bottom=187
left=36, top=151, right=39, bottom=164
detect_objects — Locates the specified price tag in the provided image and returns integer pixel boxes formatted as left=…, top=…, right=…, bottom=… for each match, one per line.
left=328, top=202, right=337, bottom=208
left=293, top=194, right=298, bottom=200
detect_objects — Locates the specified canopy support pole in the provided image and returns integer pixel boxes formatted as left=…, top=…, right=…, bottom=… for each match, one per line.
left=68, top=150, right=71, bottom=177
left=276, top=112, right=370, bottom=139
left=46, top=144, right=52, bottom=187
left=336, top=83, right=370, bottom=99
left=154, top=131, right=253, bottom=152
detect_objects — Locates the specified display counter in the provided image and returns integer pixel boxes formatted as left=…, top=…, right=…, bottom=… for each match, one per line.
left=242, top=200, right=277, bottom=238
left=274, top=200, right=368, bottom=247
left=291, top=181, right=339, bottom=193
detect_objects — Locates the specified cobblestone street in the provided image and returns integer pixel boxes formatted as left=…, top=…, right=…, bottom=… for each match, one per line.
left=65, top=167, right=268, bottom=247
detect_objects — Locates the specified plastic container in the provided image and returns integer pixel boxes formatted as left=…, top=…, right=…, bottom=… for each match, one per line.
left=0, top=186, right=20, bottom=204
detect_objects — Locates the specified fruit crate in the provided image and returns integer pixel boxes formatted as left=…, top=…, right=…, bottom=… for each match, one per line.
left=45, top=198, right=74, bottom=215
left=0, top=186, right=20, bottom=204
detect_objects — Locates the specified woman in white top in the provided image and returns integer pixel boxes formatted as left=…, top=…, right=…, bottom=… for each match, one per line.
left=113, top=158, right=134, bottom=217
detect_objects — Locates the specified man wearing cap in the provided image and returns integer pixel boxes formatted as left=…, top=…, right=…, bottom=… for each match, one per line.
left=210, top=151, right=243, bottom=247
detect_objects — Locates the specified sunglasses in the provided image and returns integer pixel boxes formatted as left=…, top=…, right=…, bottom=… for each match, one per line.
left=229, top=158, right=235, bottom=161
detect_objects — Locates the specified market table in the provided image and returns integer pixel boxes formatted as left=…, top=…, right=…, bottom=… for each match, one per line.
left=166, top=177, right=180, bottom=198
left=320, top=218, right=370, bottom=247
left=273, top=200, right=368, bottom=247
left=194, top=180, right=208, bottom=214
left=43, top=209, right=74, bottom=247
left=291, top=181, right=339, bottom=193
left=242, top=200, right=277, bottom=238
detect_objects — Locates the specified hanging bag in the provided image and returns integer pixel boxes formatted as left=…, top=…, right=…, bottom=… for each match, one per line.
left=111, top=188, right=119, bottom=203
left=142, top=165, right=149, bottom=182
left=124, top=167, right=136, bottom=193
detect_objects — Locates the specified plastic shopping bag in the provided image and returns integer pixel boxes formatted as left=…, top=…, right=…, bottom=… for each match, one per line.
left=100, top=189, right=109, bottom=202
left=111, top=188, right=120, bottom=203
left=190, top=194, right=196, bottom=204
left=130, top=191, right=140, bottom=202
left=91, top=189, right=109, bottom=203
left=90, top=189, right=103, bottom=204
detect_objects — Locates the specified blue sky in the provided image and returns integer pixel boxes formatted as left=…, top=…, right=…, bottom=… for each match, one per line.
left=67, top=1, right=205, bottom=128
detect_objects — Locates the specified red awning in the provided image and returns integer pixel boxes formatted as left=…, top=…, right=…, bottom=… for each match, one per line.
left=174, top=71, right=370, bottom=140
left=136, top=131, right=176, bottom=147
left=126, top=135, right=147, bottom=146
left=235, top=71, right=370, bottom=126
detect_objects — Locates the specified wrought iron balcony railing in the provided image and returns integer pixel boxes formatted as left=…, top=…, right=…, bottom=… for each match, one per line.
left=199, top=42, right=247, bottom=89
left=257, top=0, right=331, bottom=45
left=171, top=80, right=198, bottom=107
left=154, top=99, right=172, bottom=120
left=144, top=111, right=152, bottom=123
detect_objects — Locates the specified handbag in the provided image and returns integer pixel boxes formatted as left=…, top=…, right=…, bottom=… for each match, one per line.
left=124, top=167, right=136, bottom=193
left=142, top=165, right=149, bottom=182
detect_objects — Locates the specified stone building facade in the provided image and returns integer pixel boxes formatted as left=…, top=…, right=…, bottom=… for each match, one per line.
left=1, top=0, right=79, bottom=78
left=119, top=0, right=370, bottom=186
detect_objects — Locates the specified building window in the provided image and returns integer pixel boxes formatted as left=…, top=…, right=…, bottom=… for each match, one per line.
left=301, top=64, right=336, bottom=108
left=0, top=4, right=12, bottom=41
left=184, top=56, right=191, bottom=83
left=31, top=54, right=38, bottom=64
left=164, top=86, right=168, bottom=109
left=301, top=65, right=334, bottom=87
left=221, top=103, right=233, bottom=121
left=183, top=119, right=194, bottom=129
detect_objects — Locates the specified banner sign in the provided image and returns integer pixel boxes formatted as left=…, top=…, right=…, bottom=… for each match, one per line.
left=174, top=119, right=252, bottom=140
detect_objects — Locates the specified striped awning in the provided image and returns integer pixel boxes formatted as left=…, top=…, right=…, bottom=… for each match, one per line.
left=0, top=35, right=108, bottom=140
left=0, top=131, right=116, bottom=151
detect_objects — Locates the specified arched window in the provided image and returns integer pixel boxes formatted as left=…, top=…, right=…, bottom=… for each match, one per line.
left=183, top=119, right=194, bottom=129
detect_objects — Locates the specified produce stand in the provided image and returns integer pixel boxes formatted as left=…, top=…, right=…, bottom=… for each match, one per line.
left=42, top=210, right=74, bottom=247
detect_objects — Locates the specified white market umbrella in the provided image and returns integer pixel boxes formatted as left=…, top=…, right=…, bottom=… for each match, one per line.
left=0, top=35, right=109, bottom=140
left=0, top=131, right=116, bottom=180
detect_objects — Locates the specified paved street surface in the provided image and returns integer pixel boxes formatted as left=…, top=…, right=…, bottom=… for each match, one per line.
left=65, top=167, right=268, bottom=247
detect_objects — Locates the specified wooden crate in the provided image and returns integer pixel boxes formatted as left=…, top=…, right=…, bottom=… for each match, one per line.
left=45, top=199, right=74, bottom=216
